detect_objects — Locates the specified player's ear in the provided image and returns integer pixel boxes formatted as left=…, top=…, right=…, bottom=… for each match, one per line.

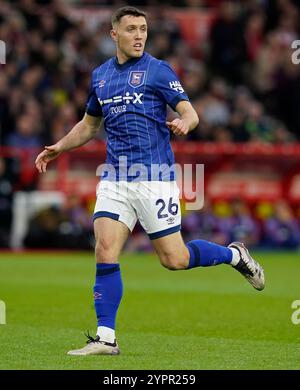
left=110, top=29, right=117, bottom=43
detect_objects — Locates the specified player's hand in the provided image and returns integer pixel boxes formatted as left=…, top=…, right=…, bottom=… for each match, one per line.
left=35, top=144, right=62, bottom=173
left=166, top=118, right=189, bottom=136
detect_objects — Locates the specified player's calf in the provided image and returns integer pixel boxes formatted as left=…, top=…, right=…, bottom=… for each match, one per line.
left=160, top=257, right=189, bottom=270
left=157, top=247, right=190, bottom=270
left=152, top=231, right=190, bottom=270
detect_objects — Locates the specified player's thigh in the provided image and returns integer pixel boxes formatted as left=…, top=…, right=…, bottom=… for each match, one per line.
left=131, top=181, right=189, bottom=268
left=93, top=181, right=137, bottom=262
left=132, top=181, right=181, bottom=239
left=94, top=217, right=130, bottom=263
left=151, top=231, right=189, bottom=269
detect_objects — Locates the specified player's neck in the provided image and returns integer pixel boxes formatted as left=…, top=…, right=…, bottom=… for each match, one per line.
left=116, top=51, right=132, bottom=65
left=116, top=50, right=143, bottom=65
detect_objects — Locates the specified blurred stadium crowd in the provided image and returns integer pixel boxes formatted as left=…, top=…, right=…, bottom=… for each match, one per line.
left=1, top=0, right=300, bottom=249
left=15, top=196, right=300, bottom=251
left=1, top=0, right=300, bottom=146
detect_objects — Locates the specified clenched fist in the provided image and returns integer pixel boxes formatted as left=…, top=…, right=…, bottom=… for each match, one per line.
left=166, top=118, right=189, bottom=136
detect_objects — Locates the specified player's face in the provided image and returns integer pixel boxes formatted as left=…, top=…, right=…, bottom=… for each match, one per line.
left=111, top=15, right=147, bottom=62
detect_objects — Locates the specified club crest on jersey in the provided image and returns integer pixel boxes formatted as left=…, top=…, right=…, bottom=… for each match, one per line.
left=128, top=71, right=146, bottom=88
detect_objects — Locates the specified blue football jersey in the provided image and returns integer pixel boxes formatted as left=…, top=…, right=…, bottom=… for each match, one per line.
left=86, top=52, right=189, bottom=181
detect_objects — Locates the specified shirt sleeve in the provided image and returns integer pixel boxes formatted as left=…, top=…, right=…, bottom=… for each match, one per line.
left=155, top=61, right=189, bottom=111
left=85, top=74, right=103, bottom=117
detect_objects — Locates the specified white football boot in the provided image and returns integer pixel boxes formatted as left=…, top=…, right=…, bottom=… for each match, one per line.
left=228, top=242, right=265, bottom=291
left=67, top=333, right=120, bottom=356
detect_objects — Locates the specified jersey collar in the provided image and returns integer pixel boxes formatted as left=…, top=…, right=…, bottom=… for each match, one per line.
left=113, top=52, right=146, bottom=71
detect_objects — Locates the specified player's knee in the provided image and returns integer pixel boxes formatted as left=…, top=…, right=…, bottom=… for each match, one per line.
left=159, top=251, right=189, bottom=271
left=95, top=236, right=115, bottom=262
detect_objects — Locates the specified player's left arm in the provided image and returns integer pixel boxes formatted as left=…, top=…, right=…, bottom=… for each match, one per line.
left=166, top=100, right=199, bottom=136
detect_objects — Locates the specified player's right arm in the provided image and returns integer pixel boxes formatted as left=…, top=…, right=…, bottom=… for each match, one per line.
left=35, top=113, right=102, bottom=173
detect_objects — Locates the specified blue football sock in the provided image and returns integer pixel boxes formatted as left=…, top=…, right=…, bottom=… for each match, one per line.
left=186, top=240, right=233, bottom=269
left=94, top=263, right=123, bottom=330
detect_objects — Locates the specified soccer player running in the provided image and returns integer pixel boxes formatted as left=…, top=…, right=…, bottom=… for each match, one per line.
left=35, top=6, right=265, bottom=356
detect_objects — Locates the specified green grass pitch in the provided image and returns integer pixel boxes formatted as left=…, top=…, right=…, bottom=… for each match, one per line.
left=0, top=251, right=300, bottom=370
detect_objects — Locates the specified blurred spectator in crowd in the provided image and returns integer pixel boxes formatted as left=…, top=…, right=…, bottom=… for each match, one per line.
left=243, top=101, right=273, bottom=143
left=244, top=11, right=265, bottom=64
left=61, top=193, right=93, bottom=235
left=263, top=200, right=300, bottom=249
left=0, top=158, right=14, bottom=247
left=24, top=194, right=94, bottom=249
left=24, top=205, right=63, bottom=249
left=147, top=6, right=182, bottom=59
left=182, top=62, right=206, bottom=100
left=181, top=201, right=229, bottom=246
left=209, top=1, right=246, bottom=84
left=200, top=78, right=231, bottom=128
left=0, top=74, right=10, bottom=145
left=5, top=113, right=42, bottom=148
left=219, top=199, right=261, bottom=247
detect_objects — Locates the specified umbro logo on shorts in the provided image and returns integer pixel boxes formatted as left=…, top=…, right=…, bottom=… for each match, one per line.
left=166, top=216, right=175, bottom=225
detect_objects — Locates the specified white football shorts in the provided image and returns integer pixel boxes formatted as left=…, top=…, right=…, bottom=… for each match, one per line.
left=93, top=181, right=181, bottom=240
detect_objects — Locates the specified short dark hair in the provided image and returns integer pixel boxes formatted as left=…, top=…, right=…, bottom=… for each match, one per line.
left=111, top=6, right=147, bottom=27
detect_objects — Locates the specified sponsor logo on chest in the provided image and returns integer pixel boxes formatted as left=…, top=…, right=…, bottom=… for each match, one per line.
left=98, top=92, right=143, bottom=107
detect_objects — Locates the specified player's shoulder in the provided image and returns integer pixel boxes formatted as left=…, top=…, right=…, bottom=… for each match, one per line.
left=91, top=58, right=114, bottom=80
left=145, top=52, right=167, bottom=67
left=158, top=59, right=175, bottom=72
left=145, top=53, right=174, bottom=73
